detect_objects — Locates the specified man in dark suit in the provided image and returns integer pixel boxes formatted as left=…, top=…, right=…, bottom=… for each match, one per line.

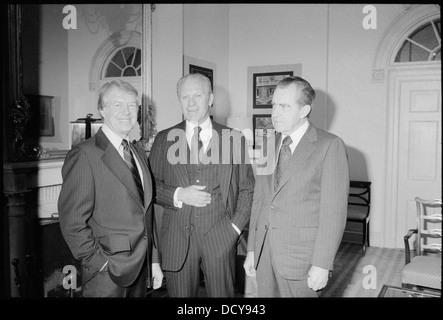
left=244, top=76, right=349, bottom=297
left=58, top=80, right=163, bottom=297
left=149, top=73, right=255, bottom=297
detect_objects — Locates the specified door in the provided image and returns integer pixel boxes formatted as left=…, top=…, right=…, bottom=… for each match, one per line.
left=391, top=68, right=441, bottom=248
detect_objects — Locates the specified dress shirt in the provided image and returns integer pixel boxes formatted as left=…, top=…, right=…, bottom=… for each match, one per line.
left=173, top=117, right=240, bottom=234
left=277, top=120, right=309, bottom=156
left=101, top=124, right=144, bottom=189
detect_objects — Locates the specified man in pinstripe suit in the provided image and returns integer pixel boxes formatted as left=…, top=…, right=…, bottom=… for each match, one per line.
left=244, top=76, right=349, bottom=297
left=149, top=73, right=255, bottom=297
left=58, top=80, right=163, bottom=297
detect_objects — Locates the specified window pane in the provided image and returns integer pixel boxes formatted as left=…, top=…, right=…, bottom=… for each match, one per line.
left=111, top=50, right=125, bottom=69
left=122, top=47, right=136, bottom=66
left=395, top=19, right=441, bottom=63
left=410, top=23, right=439, bottom=51
left=134, top=49, right=141, bottom=68
left=105, top=63, right=122, bottom=77
left=123, top=67, right=136, bottom=77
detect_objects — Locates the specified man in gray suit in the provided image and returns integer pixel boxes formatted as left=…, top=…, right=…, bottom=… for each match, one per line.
left=58, top=80, right=163, bottom=297
left=149, top=73, right=254, bottom=297
left=244, top=76, right=349, bottom=297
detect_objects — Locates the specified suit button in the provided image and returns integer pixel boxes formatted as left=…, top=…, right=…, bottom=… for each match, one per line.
left=196, top=180, right=200, bottom=183
left=271, top=205, right=275, bottom=210
left=143, top=235, right=148, bottom=239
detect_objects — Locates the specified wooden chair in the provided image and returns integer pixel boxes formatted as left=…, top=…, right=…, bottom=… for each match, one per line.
left=345, top=181, right=371, bottom=256
left=402, top=197, right=441, bottom=291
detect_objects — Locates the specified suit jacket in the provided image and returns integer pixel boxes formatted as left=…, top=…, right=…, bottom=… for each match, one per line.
left=58, top=128, right=159, bottom=288
left=149, top=120, right=255, bottom=271
left=247, top=122, right=349, bottom=280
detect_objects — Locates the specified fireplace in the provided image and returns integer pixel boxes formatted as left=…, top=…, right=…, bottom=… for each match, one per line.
left=3, top=156, right=82, bottom=297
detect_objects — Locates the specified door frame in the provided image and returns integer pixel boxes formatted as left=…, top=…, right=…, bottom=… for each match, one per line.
left=383, top=65, right=441, bottom=248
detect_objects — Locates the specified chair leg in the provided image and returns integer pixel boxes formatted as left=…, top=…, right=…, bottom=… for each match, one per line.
left=361, top=221, right=366, bottom=257
left=367, top=221, right=370, bottom=248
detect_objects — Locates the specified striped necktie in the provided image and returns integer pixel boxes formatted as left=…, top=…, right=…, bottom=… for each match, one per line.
left=190, top=126, right=203, bottom=164
left=121, top=139, right=144, bottom=204
left=274, top=135, right=293, bottom=190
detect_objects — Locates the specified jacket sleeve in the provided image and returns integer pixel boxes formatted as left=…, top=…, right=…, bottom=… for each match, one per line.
left=311, top=137, right=350, bottom=270
left=149, top=130, right=178, bottom=208
left=58, top=147, right=108, bottom=270
left=230, top=131, right=255, bottom=232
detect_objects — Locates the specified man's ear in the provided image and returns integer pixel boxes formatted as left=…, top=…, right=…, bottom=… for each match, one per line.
left=301, top=104, right=311, bottom=119
left=209, top=93, right=214, bottom=107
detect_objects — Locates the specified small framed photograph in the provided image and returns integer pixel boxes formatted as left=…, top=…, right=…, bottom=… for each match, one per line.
left=189, top=64, right=214, bottom=92
left=26, top=94, right=55, bottom=136
left=253, top=114, right=275, bottom=149
left=253, top=71, right=293, bottom=109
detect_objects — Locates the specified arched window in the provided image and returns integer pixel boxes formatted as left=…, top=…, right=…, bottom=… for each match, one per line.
left=395, top=19, right=441, bottom=62
left=89, top=31, right=141, bottom=92
left=104, top=47, right=141, bottom=78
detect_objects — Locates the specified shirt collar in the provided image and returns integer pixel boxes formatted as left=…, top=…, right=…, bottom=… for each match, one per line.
left=281, top=120, right=309, bottom=147
left=186, top=116, right=212, bottom=132
left=102, top=124, right=130, bottom=151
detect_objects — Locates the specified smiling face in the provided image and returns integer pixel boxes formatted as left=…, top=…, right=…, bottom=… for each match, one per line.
left=178, top=75, right=214, bottom=125
left=99, top=86, right=138, bottom=139
left=271, top=83, right=311, bottom=135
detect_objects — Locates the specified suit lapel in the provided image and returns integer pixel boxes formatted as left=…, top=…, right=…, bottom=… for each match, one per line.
left=96, top=129, right=144, bottom=207
left=132, top=144, right=153, bottom=208
left=273, top=123, right=318, bottom=195
left=213, top=122, right=231, bottom=205
left=172, top=121, right=191, bottom=188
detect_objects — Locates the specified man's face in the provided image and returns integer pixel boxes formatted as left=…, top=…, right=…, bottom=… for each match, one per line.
left=271, top=84, right=309, bottom=135
left=100, top=86, right=138, bottom=138
left=178, top=77, right=214, bottom=124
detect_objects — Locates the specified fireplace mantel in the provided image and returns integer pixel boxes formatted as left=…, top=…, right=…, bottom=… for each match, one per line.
left=3, top=156, right=66, bottom=297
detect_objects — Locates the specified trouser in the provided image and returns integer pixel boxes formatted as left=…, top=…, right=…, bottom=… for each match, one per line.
left=82, top=259, right=148, bottom=298
left=165, top=220, right=237, bottom=297
left=256, top=233, right=319, bottom=298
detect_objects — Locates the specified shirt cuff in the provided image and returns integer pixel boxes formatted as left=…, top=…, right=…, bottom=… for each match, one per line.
left=231, top=223, right=241, bottom=235
left=174, top=187, right=183, bottom=208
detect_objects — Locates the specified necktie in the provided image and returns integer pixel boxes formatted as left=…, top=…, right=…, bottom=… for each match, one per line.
left=190, top=126, right=203, bottom=164
left=121, top=139, right=144, bottom=204
left=274, top=136, right=293, bottom=190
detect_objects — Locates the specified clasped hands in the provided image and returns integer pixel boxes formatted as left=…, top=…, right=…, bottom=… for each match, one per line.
left=177, top=185, right=211, bottom=207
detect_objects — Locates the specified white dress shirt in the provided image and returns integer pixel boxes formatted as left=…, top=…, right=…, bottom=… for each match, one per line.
left=173, top=117, right=240, bottom=234
left=277, top=120, right=309, bottom=157
left=101, top=124, right=144, bottom=189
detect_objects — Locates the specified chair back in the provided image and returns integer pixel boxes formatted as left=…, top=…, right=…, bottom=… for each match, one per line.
left=348, top=181, right=371, bottom=220
left=415, top=197, right=442, bottom=256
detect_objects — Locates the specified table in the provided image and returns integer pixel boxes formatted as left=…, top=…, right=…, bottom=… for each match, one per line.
left=378, top=285, right=441, bottom=298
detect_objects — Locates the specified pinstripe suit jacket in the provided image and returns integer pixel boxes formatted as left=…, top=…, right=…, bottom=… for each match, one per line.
left=58, top=128, right=159, bottom=288
left=247, top=122, right=349, bottom=280
left=149, top=120, right=255, bottom=271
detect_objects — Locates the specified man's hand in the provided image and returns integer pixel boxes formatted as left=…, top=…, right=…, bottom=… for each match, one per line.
left=177, top=185, right=211, bottom=207
left=307, top=265, right=329, bottom=291
left=151, top=263, right=163, bottom=290
left=243, top=251, right=256, bottom=277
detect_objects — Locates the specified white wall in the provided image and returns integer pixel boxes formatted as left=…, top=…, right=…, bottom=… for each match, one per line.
left=228, top=4, right=329, bottom=128
left=22, top=5, right=70, bottom=151
left=226, top=4, right=409, bottom=247
left=151, top=4, right=184, bottom=131
left=184, top=4, right=230, bottom=125
left=327, top=4, right=407, bottom=247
